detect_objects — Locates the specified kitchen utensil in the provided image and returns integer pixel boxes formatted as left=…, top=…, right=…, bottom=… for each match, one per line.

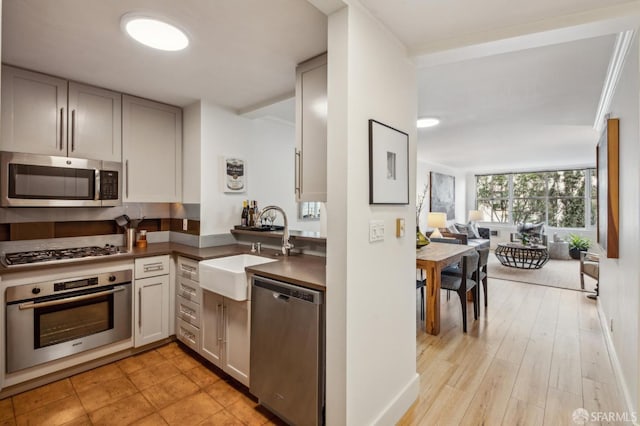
left=115, top=215, right=130, bottom=228
left=128, top=217, right=145, bottom=229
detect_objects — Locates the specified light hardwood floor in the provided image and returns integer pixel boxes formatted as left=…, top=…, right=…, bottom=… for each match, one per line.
left=400, top=278, right=626, bottom=426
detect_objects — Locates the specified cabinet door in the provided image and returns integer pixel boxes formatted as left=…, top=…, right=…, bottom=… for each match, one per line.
left=134, top=275, right=170, bottom=347
left=68, top=82, right=121, bottom=162
left=223, top=299, right=251, bottom=386
left=1, top=65, right=67, bottom=155
left=295, top=54, right=327, bottom=202
left=200, top=290, right=223, bottom=367
left=123, top=95, right=182, bottom=202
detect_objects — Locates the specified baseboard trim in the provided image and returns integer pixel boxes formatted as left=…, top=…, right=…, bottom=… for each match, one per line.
left=596, top=300, right=639, bottom=425
left=372, top=373, right=419, bottom=426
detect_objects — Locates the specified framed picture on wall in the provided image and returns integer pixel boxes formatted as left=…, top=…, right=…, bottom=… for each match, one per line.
left=368, top=119, right=409, bottom=204
left=430, top=171, right=455, bottom=219
left=597, top=118, right=619, bottom=258
left=222, top=157, right=246, bottom=193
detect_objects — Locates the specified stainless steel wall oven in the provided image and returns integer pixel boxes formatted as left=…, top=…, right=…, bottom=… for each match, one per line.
left=5, top=269, right=132, bottom=373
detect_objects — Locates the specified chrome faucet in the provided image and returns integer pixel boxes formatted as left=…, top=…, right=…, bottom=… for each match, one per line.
left=257, top=205, right=293, bottom=255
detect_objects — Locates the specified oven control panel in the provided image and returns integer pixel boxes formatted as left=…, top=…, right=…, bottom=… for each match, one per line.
left=54, top=277, right=99, bottom=292
left=6, top=269, right=132, bottom=304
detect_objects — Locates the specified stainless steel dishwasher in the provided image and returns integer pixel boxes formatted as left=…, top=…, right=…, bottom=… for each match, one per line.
left=250, top=275, right=324, bottom=426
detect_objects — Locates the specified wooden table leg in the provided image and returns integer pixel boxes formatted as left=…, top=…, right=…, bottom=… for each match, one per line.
left=425, top=263, right=440, bottom=335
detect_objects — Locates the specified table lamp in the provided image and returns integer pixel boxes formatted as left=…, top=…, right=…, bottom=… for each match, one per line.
left=427, top=212, right=447, bottom=239
left=468, top=210, right=484, bottom=223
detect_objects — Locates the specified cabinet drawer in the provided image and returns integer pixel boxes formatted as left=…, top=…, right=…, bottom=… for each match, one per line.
left=176, top=318, right=200, bottom=352
left=135, top=255, right=170, bottom=279
left=177, top=296, right=201, bottom=327
left=177, top=277, right=201, bottom=303
left=177, top=256, right=199, bottom=282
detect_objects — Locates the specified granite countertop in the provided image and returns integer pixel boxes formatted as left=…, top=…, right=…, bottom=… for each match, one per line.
left=0, top=242, right=327, bottom=291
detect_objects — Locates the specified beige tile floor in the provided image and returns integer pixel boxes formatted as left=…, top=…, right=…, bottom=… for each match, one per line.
left=0, top=342, right=283, bottom=426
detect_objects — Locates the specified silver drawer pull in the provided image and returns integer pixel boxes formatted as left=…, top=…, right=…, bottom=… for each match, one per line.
left=181, top=264, right=196, bottom=272
left=180, top=284, right=196, bottom=296
left=180, top=305, right=196, bottom=317
left=143, top=262, right=164, bottom=272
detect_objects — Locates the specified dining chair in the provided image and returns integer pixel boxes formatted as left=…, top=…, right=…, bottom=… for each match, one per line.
left=429, top=237, right=461, bottom=300
left=474, top=248, right=490, bottom=307
left=416, top=270, right=426, bottom=321
left=440, top=251, right=480, bottom=333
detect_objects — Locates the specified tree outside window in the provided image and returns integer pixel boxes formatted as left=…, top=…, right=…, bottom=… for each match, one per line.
left=475, top=168, right=595, bottom=228
left=476, top=174, right=509, bottom=223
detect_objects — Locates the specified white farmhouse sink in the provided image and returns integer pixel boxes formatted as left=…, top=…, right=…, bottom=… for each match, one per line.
left=199, top=254, right=277, bottom=301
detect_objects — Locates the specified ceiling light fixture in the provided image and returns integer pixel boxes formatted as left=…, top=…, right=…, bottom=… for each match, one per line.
left=417, top=117, right=440, bottom=128
left=121, top=14, right=189, bottom=51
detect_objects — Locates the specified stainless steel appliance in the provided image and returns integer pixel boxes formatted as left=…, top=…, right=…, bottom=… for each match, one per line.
left=6, top=269, right=132, bottom=373
left=250, top=276, right=324, bottom=426
left=0, top=151, right=121, bottom=207
left=2, top=245, right=120, bottom=267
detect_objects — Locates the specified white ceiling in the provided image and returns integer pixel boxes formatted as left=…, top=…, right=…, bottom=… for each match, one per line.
left=416, top=34, right=616, bottom=171
left=358, top=0, right=635, bottom=54
left=1, top=0, right=327, bottom=110
left=1, top=0, right=632, bottom=172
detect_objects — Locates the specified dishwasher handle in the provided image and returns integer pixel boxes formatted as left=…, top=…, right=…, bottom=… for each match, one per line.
left=274, top=293, right=290, bottom=302
left=252, top=275, right=323, bottom=305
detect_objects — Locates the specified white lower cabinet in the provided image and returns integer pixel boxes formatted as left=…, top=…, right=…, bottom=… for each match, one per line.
left=201, top=290, right=251, bottom=386
left=176, top=257, right=202, bottom=352
left=134, top=256, right=170, bottom=348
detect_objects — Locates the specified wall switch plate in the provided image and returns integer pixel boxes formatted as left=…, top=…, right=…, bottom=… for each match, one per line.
left=183, top=219, right=188, bottom=231
left=396, top=218, right=405, bottom=238
left=369, top=220, right=385, bottom=242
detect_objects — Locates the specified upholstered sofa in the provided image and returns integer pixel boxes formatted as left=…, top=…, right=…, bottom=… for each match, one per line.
left=430, top=224, right=491, bottom=249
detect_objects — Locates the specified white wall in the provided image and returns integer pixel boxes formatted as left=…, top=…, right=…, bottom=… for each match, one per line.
left=199, top=101, right=252, bottom=235
left=326, top=3, right=418, bottom=424
left=598, top=33, right=640, bottom=416
left=193, top=101, right=320, bottom=236
left=416, top=160, right=466, bottom=231
left=247, top=118, right=321, bottom=233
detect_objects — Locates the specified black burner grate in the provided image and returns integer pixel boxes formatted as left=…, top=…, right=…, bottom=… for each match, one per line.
left=4, top=246, right=120, bottom=266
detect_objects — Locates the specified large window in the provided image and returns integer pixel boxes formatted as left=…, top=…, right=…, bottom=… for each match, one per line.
left=476, top=168, right=596, bottom=228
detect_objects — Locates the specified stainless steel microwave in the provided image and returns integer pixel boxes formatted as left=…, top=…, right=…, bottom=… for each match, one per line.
left=0, top=151, right=121, bottom=207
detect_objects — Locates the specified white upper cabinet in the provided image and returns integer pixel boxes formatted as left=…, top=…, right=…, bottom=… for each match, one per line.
left=122, top=95, right=182, bottom=203
left=295, top=53, right=327, bottom=202
left=1, top=66, right=67, bottom=156
left=1, top=65, right=121, bottom=161
left=68, top=82, right=121, bottom=162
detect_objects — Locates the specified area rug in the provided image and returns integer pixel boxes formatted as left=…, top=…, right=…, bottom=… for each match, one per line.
left=487, top=252, right=597, bottom=292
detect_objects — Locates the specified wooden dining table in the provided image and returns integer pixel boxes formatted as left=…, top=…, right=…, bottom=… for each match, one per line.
left=416, top=242, right=476, bottom=335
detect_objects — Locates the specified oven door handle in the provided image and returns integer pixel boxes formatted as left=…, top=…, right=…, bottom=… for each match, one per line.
left=17, top=286, right=126, bottom=310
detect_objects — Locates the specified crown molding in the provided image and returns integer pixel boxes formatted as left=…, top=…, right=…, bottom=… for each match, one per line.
left=594, top=30, right=636, bottom=131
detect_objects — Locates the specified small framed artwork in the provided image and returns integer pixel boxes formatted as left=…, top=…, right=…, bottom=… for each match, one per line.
left=222, top=157, right=246, bottom=193
left=369, top=119, right=409, bottom=204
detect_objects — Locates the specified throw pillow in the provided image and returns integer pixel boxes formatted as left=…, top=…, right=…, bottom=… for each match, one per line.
left=446, top=224, right=459, bottom=234
left=467, top=221, right=481, bottom=239
left=454, top=223, right=475, bottom=239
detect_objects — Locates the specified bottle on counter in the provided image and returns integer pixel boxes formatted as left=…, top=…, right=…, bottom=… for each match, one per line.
left=248, top=200, right=255, bottom=227
left=241, top=200, right=249, bottom=227
left=253, top=200, right=259, bottom=227
left=136, top=230, right=148, bottom=248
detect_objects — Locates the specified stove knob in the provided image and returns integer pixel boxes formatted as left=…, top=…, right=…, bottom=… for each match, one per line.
left=108, top=275, right=116, bottom=282
left=32, top=287, right=41, bottom=295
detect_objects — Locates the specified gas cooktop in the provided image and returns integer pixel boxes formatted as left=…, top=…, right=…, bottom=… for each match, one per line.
left=2, top=245, right=120, bottom=267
